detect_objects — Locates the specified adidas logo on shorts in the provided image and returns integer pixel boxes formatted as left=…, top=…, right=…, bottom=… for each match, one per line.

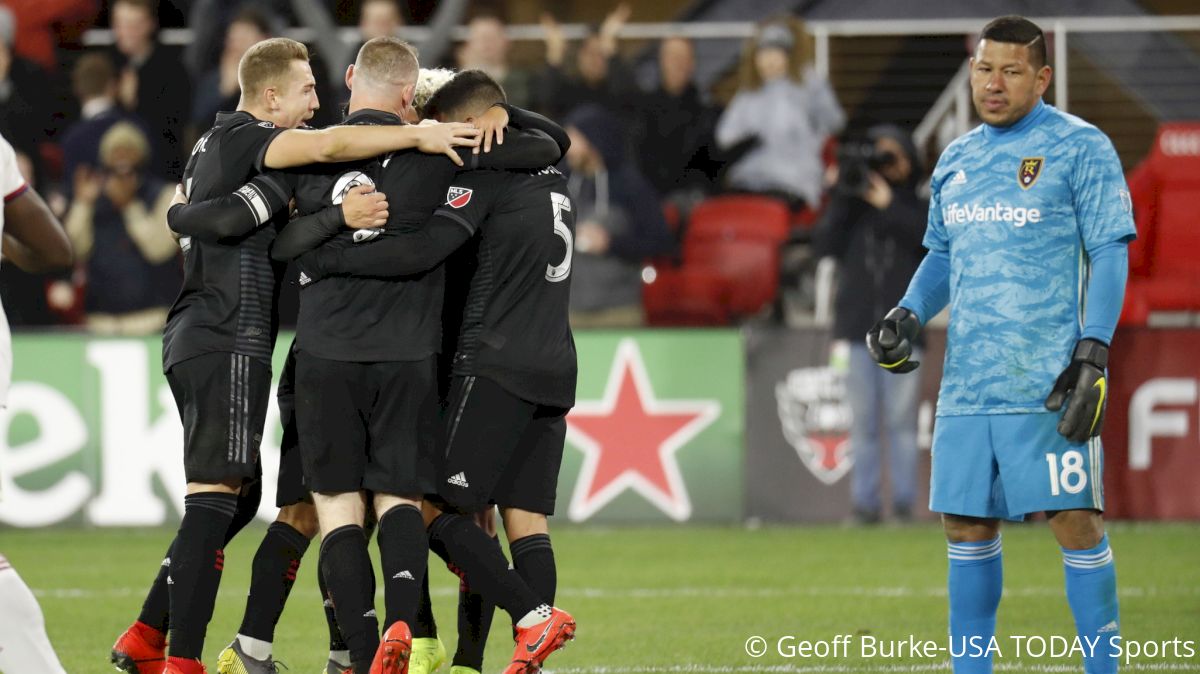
left=447, top=472, right=470, bottom=488
left=298, top=271, right=312, bottom=286
left=392, top=570, right=415, bottom=580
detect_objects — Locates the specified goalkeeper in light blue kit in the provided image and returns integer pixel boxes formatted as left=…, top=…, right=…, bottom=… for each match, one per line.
left=867, top=16, right=1135, bottom=674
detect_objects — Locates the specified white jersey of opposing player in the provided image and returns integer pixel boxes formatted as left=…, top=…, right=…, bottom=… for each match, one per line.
left=0, top=134, right=23, bottom=409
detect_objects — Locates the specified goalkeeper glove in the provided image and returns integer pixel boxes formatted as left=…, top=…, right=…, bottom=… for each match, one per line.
left=1044, top=339, right=1109, bottom=443
left=866, top=307, right=921, bottom=373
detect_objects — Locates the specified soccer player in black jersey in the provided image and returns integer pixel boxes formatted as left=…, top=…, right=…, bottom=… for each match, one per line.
left=291, top=70, right=578, bottom=674
left=110, top=37, right=480, bottom=674
left=247, top=37, right=564, bottom=674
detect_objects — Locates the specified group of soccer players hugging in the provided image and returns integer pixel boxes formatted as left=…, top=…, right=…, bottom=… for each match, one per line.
left=106, top=12, right=1134, bottom=674
left=111, top=33, right=577, bottom=674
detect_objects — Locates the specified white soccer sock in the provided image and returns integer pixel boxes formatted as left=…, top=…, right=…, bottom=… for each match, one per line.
left=236, top=634, right=273, bottom=661
left=0, top=561, right=67, bottom=674
left=515, top=604, right=553, bottom=629
left=329, top=649, right=351, bottom=667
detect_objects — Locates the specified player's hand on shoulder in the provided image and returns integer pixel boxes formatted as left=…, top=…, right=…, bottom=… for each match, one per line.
left=866, top=307, right=921, bottom=373
left=1045, top=339, right=1109, bottom=443
left=474, top=105, right=509, bottom=154
left=341, top=184, right=389, bottom=230
left=414, top=121, right=481, bottom=167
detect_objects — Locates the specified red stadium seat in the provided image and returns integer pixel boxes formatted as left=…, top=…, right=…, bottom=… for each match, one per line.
left=642, top=266, right=733, bottom=326
left=683, top=239, right=779, bottom=317
left=686, top=195, right=791, bottom=245
left=1120, top=123, right=1200, bottom=324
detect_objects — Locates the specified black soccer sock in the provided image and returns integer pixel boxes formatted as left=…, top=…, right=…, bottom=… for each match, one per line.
left=428, top=513, right=542, bottom=624
left=225, top=478, right=263, bottom=544
left=168, top=492, right=238, bottom=660
left=137, top=541, right=174, bottom=634
left=238, top=522, right=310, bottom=642
left=317, top=560, right=348, bottom=652
left=452, top=535, right=499, bottom=671
left=320, top=525, right=378, bottom=674
left=377, top=505, right=428, bottom=631
left=510, top=533, right=557, bottom=605
left=412, top=571, right=437, bottom=639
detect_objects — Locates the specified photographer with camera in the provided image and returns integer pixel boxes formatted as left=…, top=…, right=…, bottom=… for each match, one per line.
left=815, top=124, right=927, bottom=524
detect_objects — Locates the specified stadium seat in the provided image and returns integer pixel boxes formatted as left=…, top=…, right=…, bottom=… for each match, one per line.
left=1121, top=123, right=1200, bottom=324
left=683, top=239, right=779, bottom=317
left=642, top=265, right=732, bottom=326
left=685, top=195, right=792, bottom=245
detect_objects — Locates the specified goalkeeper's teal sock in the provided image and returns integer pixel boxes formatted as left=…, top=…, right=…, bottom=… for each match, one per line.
left=1063, top=534, right=1119, bottom=674
left=948, top=537, right=1002, bottom=674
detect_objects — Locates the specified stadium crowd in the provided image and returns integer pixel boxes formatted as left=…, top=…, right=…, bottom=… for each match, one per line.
left=0, top=0, right=847, bottom=333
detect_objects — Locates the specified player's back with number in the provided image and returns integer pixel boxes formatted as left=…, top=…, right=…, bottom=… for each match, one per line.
left=441, top=165, right=577, bottom=408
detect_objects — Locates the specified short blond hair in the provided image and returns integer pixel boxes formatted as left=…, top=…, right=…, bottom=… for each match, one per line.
left=354, top=36, right=419, bottom=89
left=99, top=122, right=151, bottom=166
left=239, top=37, right=310, bottom=97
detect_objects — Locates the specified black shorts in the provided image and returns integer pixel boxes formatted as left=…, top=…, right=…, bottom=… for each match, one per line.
left=274, top=346, right=310, bottom=506
left=166, top=352, right=272, bottom=484
left=435, top=375, right=568, bottom=515
left=295, top=352, right=438, bottom=496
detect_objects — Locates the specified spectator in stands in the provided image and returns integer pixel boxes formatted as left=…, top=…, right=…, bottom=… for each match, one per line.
left=190, top=7, right=272, bottom=139
left=537, top=4, right=638, bottom=120
left=814, top=124, right=926, bottom=524
left=61, top=51, right=151, bottom=200
left=63, top=122, right=180, bottom=335
left=635, top=36, right=721, bottom=200
left=457, top=14, right=534, bottom=109
left=716, top=18, right=844, bottom=209
left=0, top=7, right=57, bottom=183
left=564, top=104, right=675, bottom=327
left=359, top=0, right=403, bottom=42
left=1, top=0, right=96, bottom=72
left=110, top=0, right=191, bottom=180
left=319, top=0, right=463, bottom=111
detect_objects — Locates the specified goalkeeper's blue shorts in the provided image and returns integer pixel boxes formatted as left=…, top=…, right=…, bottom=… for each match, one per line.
left=929, top=413, right=1104, bottom=520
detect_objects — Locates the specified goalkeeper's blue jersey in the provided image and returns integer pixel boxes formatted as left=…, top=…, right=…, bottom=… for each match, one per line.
left=924, top=100, right=1136, bottom=416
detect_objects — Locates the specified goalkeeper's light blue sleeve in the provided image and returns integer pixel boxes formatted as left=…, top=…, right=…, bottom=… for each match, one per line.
left=899, top=250, right=950, bottom=326
left=1081, top=241, right=1128, bottom=345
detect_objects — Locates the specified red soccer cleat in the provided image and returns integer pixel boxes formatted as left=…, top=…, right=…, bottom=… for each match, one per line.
left=503, top=608, right=576, bottom=674
left=370, top=620, right=413, bottom=674
left=164, top=656, right=207, bottom=674
left=110, top=621, right=167, bottom=674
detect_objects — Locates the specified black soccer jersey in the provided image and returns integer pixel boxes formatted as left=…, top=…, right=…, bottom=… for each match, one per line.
left=290, top=109, right=458, bottom=363
left=162, top=111, right=288, bottom=371
left=434, top=166, right=578, bottom=408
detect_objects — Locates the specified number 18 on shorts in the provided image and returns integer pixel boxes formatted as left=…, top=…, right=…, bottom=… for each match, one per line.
left=930, top=413, right=1103, bottom=520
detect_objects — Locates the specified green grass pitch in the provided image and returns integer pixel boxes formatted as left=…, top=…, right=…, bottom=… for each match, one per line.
left=4, top=522, right=1199, bottom=673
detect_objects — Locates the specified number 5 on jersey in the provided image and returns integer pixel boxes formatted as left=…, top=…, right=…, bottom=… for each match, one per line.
left=546, top=192, right=573, bottom=282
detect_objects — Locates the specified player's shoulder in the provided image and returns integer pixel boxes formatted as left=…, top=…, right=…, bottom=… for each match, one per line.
left=932, top=126, right=986, bottom=179
left=1042, top=106, right=1117, bottom=155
